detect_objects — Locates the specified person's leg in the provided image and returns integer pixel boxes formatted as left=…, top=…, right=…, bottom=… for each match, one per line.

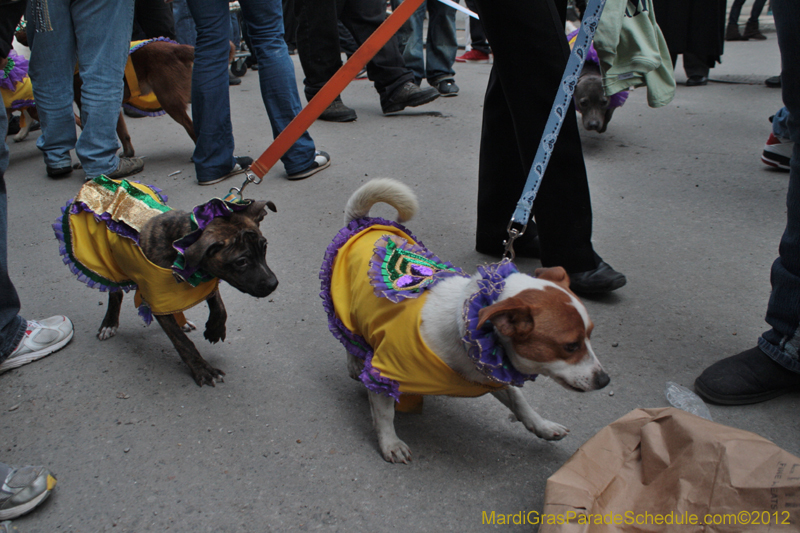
left=728, top=0, right=745, bottom=25
left=474, top=0, right=597, bottom=273
left=294, top=0, right=343, bottom=100
left=26, top=0, right=79, bottom=173
left=133, top=0, right=177, bottom=40
left=0, top=105, right=26, bottom=362
left=695, top=0, right=800, bottom=404
left=187, top=0, right=237, bottom=182
left=464, top=0, right=489, bottom=54
left=683, top=53, right=709, bottom=80
left=173, top=0, right=197, bottom=46
left=422, top=0, right=457, bottom=86
left=760, top=0, right=800, bottom=369
left=401, top=1, right=426, bottom=84
left=339, top=0, right=413, bottom=100
left=337, top=19, right=358, bottom=57
left=773, top=107, right=791, bottom=139
left=230, top=9, right=242, bottom=48
left=239, top=0, right=317, bottom=175
left=748, top=0, right=769, bottom=23
left=70, top=0, right=135, bottom=177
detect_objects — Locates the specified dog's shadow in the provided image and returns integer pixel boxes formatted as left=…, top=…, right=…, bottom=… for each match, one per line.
left=332, top=379, right=573, bottom=469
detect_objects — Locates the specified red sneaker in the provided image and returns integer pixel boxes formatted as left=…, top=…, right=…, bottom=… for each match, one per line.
left=455, top=49, right=490, bottom=63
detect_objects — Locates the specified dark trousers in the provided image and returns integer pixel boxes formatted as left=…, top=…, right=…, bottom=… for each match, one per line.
left=464, top=0, right=489, bottom=55
left=133, top=0, right=177, bottom=40
left=474, top=0, right=596, bottom=272
left=294, top=0, right=412, bottom=103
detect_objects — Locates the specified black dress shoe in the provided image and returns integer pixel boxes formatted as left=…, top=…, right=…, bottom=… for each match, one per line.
left=46, top=165, right=73, bottom=178
left=685, top=75, right=708, bottom=87
left=568, top=261, right=626, bottom=294
left=318, top=96, right=357, bottom=122
left=694, top=347, right=800, bottom=405
left=381, top=81, right=440, bottom=114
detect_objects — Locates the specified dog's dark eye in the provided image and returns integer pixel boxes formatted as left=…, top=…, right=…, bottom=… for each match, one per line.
left=235, top=257, right=248, bottom=269
left=600, top=98, right=608, bottom=106
left=579, top=98, right=588, bottom=108
left=564, top=342, right=580, bottom=353
left=258, top=237, right=267, bottom=254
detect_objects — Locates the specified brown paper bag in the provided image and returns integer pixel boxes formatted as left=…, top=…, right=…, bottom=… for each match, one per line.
left=539, top=407, right=799, bottom=532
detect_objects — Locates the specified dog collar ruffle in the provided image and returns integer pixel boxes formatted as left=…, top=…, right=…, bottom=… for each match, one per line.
left=461, top=261, right=538, bottom=387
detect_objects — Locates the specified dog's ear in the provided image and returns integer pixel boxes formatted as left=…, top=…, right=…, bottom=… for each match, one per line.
left=534, top=266, right=570, bottom=290
left=599, top=107, right=614, bottom=133
left=477, top=297, right=535, bottom=340
left=241, top=200, right=277, bottom=225
left=184, top=233, right=225, bottom=268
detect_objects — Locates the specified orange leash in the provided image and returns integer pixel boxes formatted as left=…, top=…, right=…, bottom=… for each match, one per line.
left=224, top=0, right=426, bottom=201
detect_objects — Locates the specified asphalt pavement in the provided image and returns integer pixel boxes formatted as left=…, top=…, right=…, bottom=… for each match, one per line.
left=1, top=28, right=797, bottom=532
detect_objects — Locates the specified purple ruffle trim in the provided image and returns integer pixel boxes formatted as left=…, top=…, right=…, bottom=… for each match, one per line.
left=368, top=235, right=466, bottom=303
left=122, top=102, right=166, bottom=117
left=320, top=217, right=429, bottom=401
left=9, top=99, right=35, bottom=111
left=171, top=198, right=250, bottom=282
left=129, top=37, right=179, bottom=55
left=53, top=200, right=137, bottom=295
left=461, top=261, right=537, bottom=387
left=1, top=51, right=29, bottom=92
left=568, top=29, right=629, bottom=110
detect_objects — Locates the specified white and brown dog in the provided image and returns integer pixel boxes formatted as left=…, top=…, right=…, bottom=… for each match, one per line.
left=320, top=179, right=610, bottom=463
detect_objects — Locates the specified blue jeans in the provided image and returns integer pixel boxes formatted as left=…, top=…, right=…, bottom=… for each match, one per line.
left=758, top=0, right=800, bottom=374
left=26, top=0, right=134, bottom=177
left=173, top=0, right=197, bottom=46
left=187, top=0, right=316, bottom=180
left=401, top=0, right=457, bottom=85
left=0, top=105, right=26, bottom=362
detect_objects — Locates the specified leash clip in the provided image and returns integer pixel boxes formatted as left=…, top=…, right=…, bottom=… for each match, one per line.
left=225, top=169, right=262, bottom=203
left=503, top=221, right=527, bottom=261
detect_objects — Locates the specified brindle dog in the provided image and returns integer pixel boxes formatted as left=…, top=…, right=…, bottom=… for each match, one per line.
left=98, top=200, right=278, bottom=387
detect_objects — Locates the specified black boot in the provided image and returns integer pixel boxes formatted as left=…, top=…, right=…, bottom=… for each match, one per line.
left=695, top=347, right=800, bottom=405
left=743, top=20, right=766, bottom=40
left=725, top=23, right=742, bottom=41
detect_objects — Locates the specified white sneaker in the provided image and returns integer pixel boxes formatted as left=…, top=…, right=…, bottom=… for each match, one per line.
left=286, top=150, right=331, bottom=181
left=0, top=316, right=73, bottom=374
left=761, top=133, right=794, bottom=171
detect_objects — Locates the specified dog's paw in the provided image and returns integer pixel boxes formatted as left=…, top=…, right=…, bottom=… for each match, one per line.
left=181, top=320, right=197, bottom=333
left=203, top=322, right=226, bottom=344
left=191, top=364, right=226, bottom=387
left=379, top=438, right=412, bottom=464
left=12, top=133, right=26, bottom=143
left=97, top=326, right=118, bottom=340
left=533, top=420, right=569, bottom=441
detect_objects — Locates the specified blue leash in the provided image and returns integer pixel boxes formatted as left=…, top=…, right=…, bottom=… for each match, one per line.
left=504, top=0, right=607, bottom=259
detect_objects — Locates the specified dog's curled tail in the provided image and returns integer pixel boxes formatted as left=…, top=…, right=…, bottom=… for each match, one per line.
left=344, top=178, right=419, bottom=224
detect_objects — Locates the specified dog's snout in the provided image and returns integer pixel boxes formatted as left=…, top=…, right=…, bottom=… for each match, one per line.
left=593, top=370, right=610, bottom=390
left=255, top=276, right=278, bottom=298
left=586, top=120, right=600, bottom=131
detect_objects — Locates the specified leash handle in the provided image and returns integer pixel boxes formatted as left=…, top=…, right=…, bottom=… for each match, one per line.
left=247, top=0, right=425, bottom=180
left=508, top=0, right=607, bottom=248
